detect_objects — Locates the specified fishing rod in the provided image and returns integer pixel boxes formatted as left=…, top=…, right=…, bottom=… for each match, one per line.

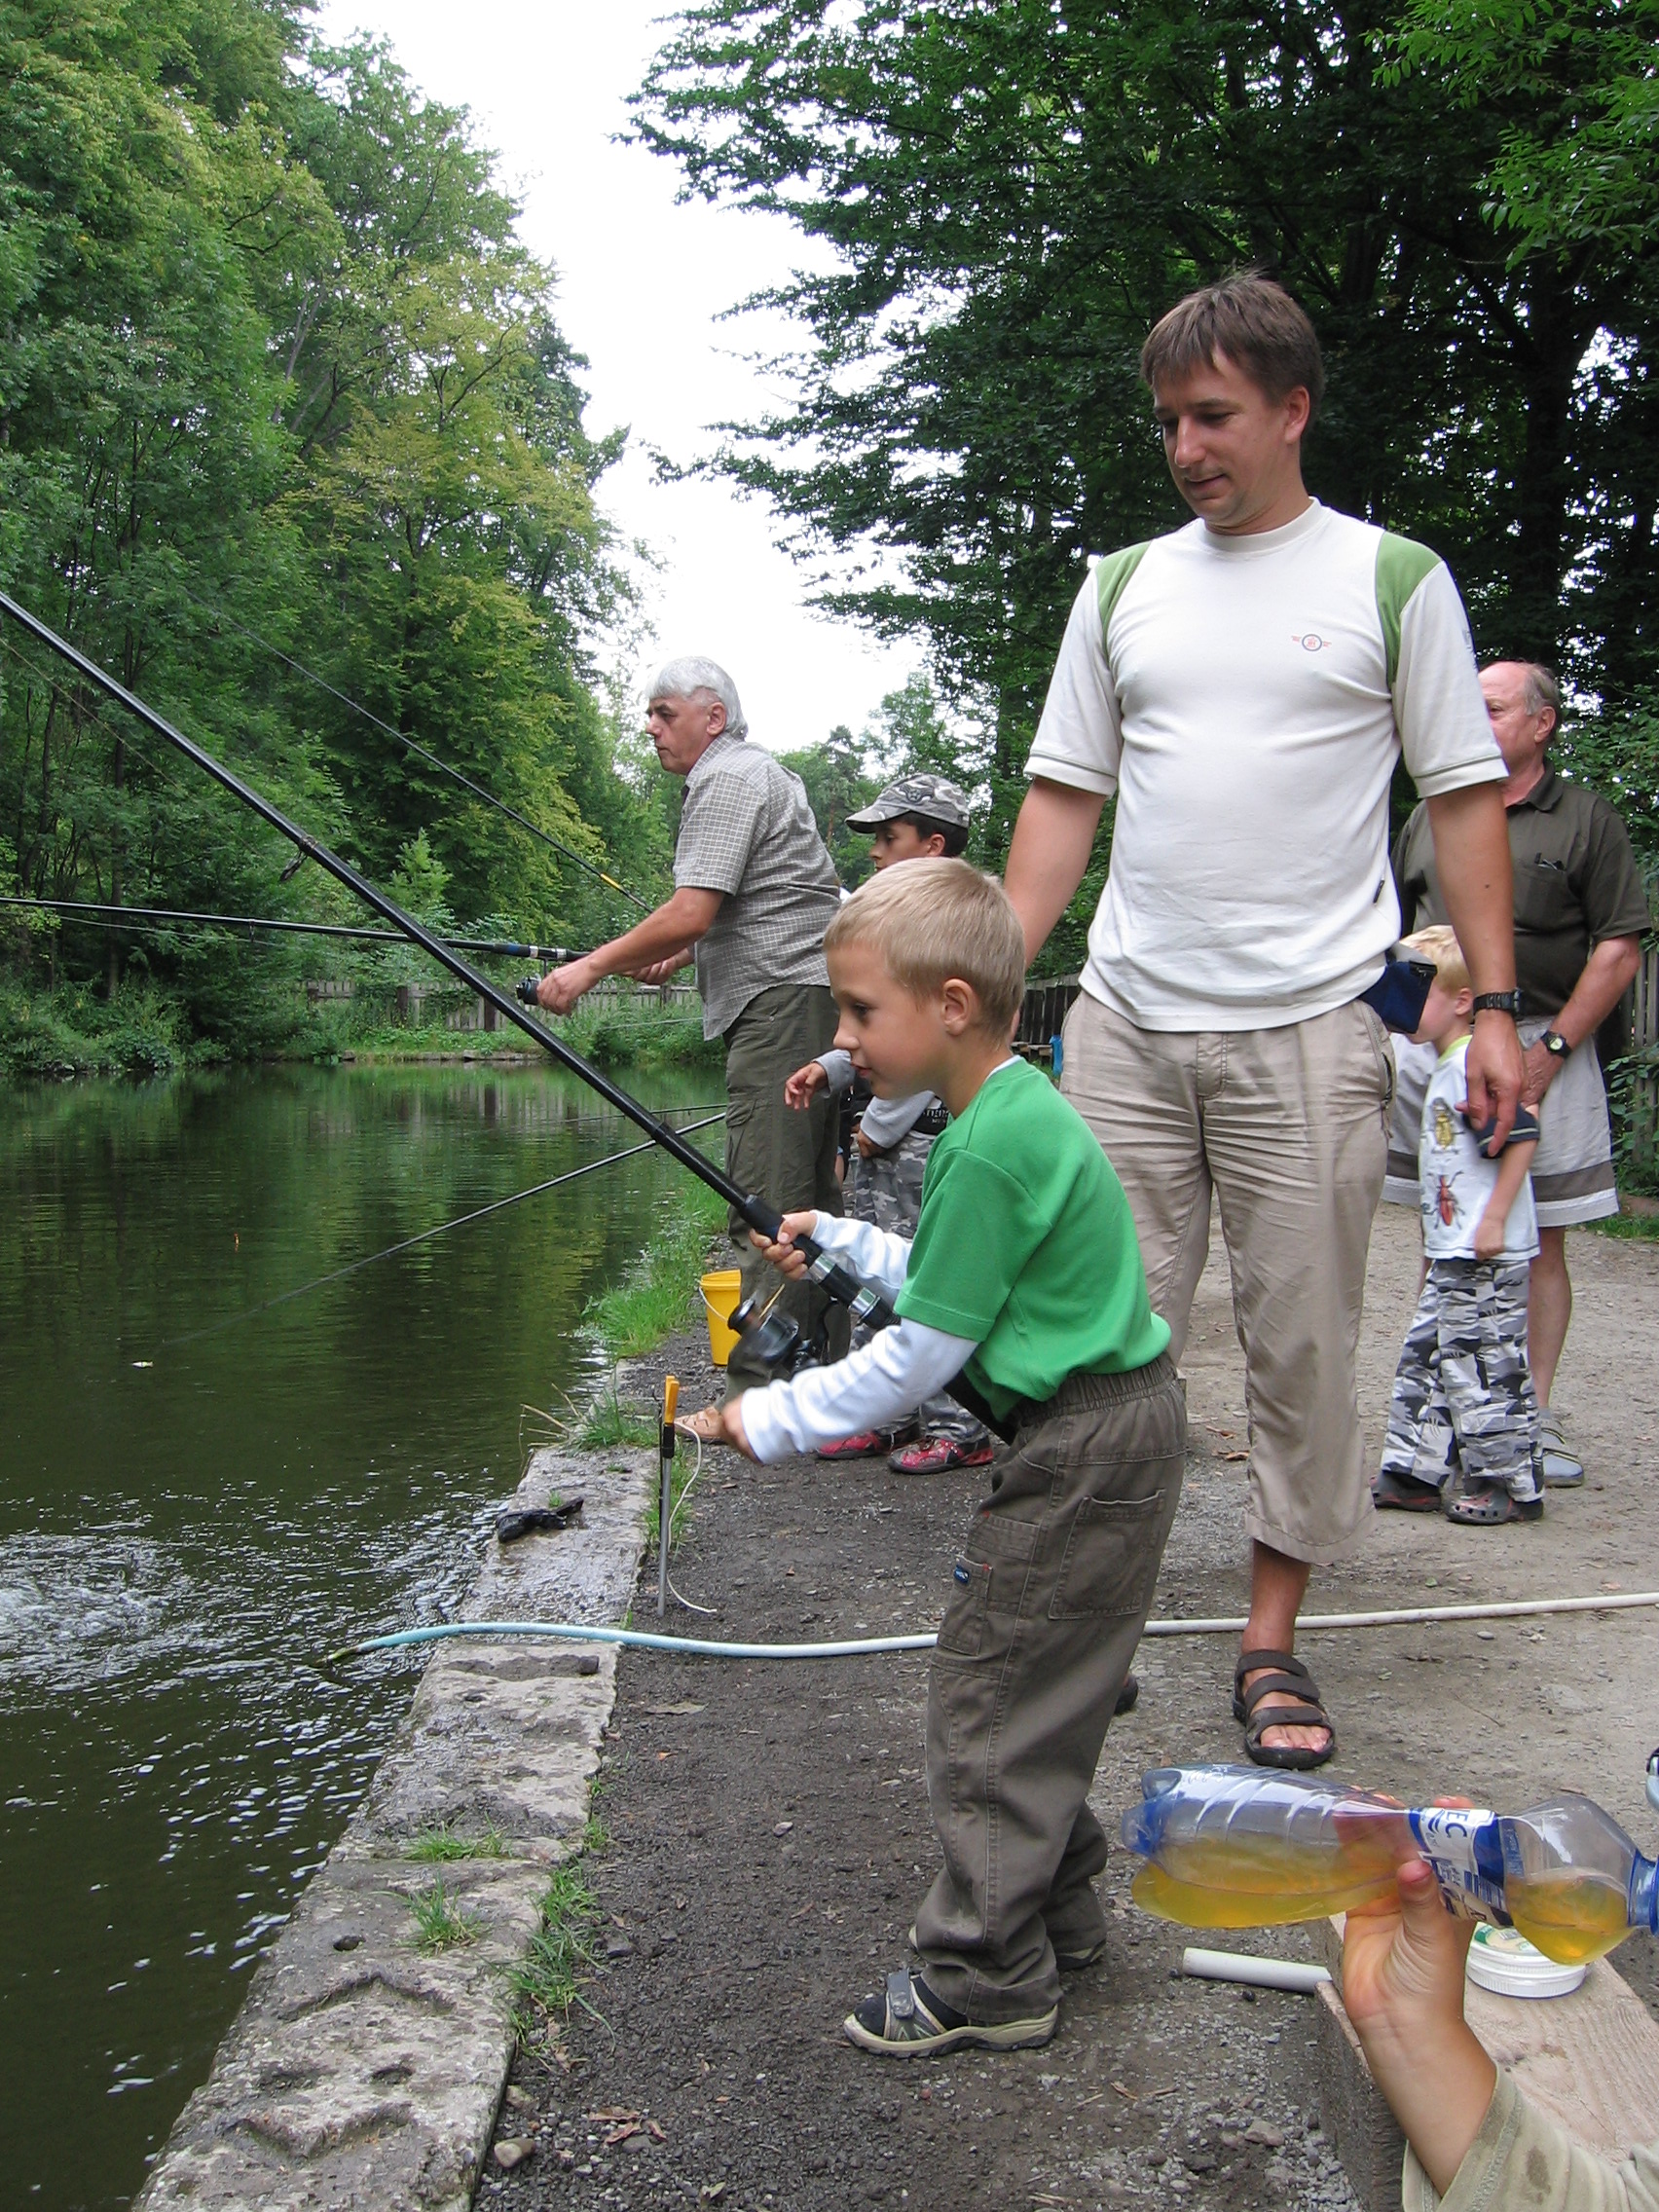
left=0, top=895, right=578, bottom=962
left=162, top=1111, right=727, bottom=1349
left=0, top=591, right=893, bottom=1350
left=171, top=581, right=653, bottom=913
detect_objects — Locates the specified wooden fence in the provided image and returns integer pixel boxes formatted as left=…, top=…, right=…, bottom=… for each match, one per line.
left=302, top=974, right=700, bottom=1030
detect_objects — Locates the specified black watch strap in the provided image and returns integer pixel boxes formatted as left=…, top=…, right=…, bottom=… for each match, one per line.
left=1543, top=1028, right=1573, bottom=1059
left=1472, top=990, right=1524, bottom=1018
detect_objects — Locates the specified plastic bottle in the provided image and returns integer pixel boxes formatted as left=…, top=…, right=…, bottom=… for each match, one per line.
left=1120, top=1765, right=1659, bottom=1968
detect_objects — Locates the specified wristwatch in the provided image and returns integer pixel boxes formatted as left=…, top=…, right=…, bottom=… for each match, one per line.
left=1542, top=1028, right=1573, bottom=1060
left=1471, top=990, right=1524, bottom=1018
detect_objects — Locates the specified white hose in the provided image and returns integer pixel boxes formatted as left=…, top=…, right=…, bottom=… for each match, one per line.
left=329, top=1587, right=1659, bottom=1665
left=1182, top=1946, right=1332, bottom=1994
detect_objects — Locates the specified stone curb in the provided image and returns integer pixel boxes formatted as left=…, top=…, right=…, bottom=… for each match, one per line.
left=135, top=1433, right=657, bottom=2211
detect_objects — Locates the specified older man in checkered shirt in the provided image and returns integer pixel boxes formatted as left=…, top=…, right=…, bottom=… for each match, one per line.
left=536, top=657, right=845, bottom=1385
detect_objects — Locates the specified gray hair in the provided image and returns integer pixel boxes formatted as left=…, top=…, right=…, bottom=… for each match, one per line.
left=648, top=656, right=747, bottom=739
left=1518, top=662, right=1561, bottom=727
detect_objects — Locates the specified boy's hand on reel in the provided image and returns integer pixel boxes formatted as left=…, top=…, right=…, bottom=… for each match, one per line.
left=749, top=1211, right=816, bottom=1278
left=682, top=1398, right=756, bottom=1458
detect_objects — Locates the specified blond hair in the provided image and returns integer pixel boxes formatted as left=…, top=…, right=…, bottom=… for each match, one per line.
left=825, top=859, right=1026, bottom=1034
left=1401, top=925, right=1470, bottom=995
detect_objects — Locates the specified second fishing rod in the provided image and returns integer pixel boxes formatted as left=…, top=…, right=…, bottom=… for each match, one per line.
left=0, top=590, right=893, bottom=1358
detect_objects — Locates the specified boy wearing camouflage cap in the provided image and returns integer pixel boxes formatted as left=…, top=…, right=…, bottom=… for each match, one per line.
left=785, top=774, right=994, bottom=1473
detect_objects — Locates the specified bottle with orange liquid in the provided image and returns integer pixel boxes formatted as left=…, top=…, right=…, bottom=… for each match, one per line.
left=1120, top=1765, right=1658, bottom=1969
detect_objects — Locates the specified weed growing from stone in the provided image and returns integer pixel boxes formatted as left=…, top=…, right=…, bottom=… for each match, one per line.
left=404, top=1823, right=509, bottom=1863
left=574, top=1379, right=656, bottom=1451
left=512, top=1858, right=603, bottom=2045
left=582, top=1181, right=727, bottom=1359
left=409, top=1877, right=485, bottom=1950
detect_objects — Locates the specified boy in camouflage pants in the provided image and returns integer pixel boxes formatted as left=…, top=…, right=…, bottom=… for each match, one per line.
left=784, top=774, right=993, bottom=1474
left=1374, top=927, right=1545, bottom=1526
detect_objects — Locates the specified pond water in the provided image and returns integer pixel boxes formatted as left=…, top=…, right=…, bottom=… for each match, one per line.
left=0, top=1062, right=720, bottom=2208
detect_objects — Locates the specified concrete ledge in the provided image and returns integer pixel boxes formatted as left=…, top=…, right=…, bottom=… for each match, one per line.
left=136, top=1442, right=654, bottom=2211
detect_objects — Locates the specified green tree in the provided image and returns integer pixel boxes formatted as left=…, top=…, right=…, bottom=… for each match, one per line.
left=776, top=724, right=880, bottom=883
left=634, top=0, right=1659, bottom=748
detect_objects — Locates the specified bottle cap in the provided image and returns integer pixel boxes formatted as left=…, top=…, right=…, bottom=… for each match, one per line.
left=1465, top=1922, right=1586, bottom=1999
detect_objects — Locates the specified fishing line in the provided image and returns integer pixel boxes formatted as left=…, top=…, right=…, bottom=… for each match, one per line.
left=157, top=1111, right=726, bottom=1351
left=0, top=895, right=576, bottom=961
left=171, top=582, right=654, bottom=912
left=325, top=1588, right=1659, bottom=1667
left=664, top=1422, right=718, bottom=1616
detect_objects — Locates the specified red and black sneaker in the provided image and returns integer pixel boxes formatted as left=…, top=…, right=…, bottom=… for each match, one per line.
left=815, top=1431, right=890, bottom=1462
left=888, top=1435, right=995, bottom=1476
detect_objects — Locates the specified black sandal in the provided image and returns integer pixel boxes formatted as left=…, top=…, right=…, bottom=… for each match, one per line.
left=1372, top=1469, right=1442, bottom=1513
left=1443, top=1479, right=1542, bottom=1527
left=1233, top=1649, right=1337, bottom=1771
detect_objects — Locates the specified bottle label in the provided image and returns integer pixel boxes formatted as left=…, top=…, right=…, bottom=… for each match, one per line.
left=1409, top=1808, right=1510, bottom=1924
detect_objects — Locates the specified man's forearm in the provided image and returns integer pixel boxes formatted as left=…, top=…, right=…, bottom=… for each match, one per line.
left=585, top=892, right=720, bottom=979
left=1550, top=936, right=1643, bottom=1051
left=1423, top=785, right=1516, bottom=994
left=1003, top=778, right=1107, bottom=965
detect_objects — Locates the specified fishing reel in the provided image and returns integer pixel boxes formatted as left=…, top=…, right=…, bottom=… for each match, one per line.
left=728, top=1293, right=823, bottom=1378
left=516, top=975, right=541, bottom=1007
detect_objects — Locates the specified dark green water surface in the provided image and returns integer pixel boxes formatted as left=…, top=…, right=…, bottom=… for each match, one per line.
left=0, top=1063, right=718, bottom=2207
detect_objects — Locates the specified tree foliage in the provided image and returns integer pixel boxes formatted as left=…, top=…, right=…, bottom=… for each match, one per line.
left=0, top=0, right=667, bottom=1051
left=634, top=0, right=1659, bottom=765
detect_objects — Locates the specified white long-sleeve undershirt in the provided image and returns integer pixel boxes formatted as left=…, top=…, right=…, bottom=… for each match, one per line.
left=734, top=1211, right=977, bottom=1462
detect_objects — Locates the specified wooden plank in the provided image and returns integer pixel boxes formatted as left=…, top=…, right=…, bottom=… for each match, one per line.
left=1315, top=1915, right=1659, bottom=2186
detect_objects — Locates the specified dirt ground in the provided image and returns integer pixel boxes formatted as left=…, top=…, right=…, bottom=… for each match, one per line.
left=486, top=1204, right=1659, bottom=2212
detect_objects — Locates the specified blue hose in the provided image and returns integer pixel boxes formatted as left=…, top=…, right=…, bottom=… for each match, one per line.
left=328, top=1619, right=940, bottom=1665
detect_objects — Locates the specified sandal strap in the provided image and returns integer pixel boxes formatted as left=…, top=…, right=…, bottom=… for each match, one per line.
left=1233, top=1648, right=1309, bottom=1693
left=1243, top=1695, right=1330, bottom=1738
left=1238, top=1669, right=1325, bottom=1719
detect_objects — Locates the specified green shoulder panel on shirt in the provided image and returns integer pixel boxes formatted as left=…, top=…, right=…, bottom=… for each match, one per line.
left=1374, top=533, right=1444, bottom=689
left=1095, top=541, right=1154, bottom=643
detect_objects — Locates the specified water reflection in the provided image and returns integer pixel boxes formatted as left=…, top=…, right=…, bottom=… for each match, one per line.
left=0, top=1063, right=717, bottom=2207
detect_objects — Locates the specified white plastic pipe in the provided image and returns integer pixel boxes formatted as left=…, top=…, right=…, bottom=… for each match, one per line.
left=330, top=1588, right=1659, bottom=1665
left=1182, top=1946, right=1332, bottom=1994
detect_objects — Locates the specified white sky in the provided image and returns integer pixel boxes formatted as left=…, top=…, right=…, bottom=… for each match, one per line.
left=313, top=0, right=917, bottom=754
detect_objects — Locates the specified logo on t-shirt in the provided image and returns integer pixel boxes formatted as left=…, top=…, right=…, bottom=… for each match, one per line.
left=1291, top=633, right=1328, bottom=652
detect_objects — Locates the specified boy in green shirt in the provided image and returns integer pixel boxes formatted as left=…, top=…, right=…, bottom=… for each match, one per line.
left=687, top=861, right=1185, bottom=2055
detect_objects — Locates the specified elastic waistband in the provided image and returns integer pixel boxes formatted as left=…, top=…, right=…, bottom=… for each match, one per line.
left=1012, top=1350, right=1181, bottom=1434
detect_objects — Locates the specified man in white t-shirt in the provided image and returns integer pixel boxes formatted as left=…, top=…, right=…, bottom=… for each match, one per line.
left=1004, top=273, right=1524, bottom=1769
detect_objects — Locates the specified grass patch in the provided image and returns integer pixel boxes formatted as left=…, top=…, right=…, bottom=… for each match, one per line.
left=582, top=1178, right=728, bottom=1361
left=573, top=1377, right=657, bottom=1451
left=511, top=1857, right=603, bottom=2045
left=403, top=1823, right=509, bottom=1862
left=408, top=1876, right=485, bottom=1950
left=1588, top=1210, right=1659, bottom=1241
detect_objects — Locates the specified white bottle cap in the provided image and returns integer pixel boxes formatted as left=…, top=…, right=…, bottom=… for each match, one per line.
left=1465, top=1921, right=1587, bottom=1999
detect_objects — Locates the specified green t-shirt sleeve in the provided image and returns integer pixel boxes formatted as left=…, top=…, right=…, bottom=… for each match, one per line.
left=896, top=1148, right=1050, bottom=1341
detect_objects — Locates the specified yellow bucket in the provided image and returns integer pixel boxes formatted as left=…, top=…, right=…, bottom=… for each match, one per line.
left=700, top=1269, right=743, bottom=1367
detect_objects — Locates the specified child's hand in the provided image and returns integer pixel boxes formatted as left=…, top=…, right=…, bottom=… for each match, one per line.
left=749, top=1210, right=816, bottom=1278
left=1472, top=1203, right=1505, bottom=1261
left=1339, top=1806, right=1496, bottom=2199
left=682, top=1397, right=756, bottom=1458
left=784, top=1060, right=829, bottom=1111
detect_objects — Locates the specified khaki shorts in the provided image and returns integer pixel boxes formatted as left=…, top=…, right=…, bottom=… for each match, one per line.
left=1060, top=992, right=1392, bottom=1567
left=1384, top=1019, right=1618, bottom=1228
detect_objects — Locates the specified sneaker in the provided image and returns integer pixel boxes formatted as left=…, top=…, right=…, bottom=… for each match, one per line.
left=816, top=1431, right=890, bottom=1461
left=1537, top=1409, right=1584, bottom=1488
left=844, top=1967, right=1056, bottom=2056
left=888, top=1435, right=996, bottom=1476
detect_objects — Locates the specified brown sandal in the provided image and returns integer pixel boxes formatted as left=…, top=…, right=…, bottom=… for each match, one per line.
left=1232, top=1649, right=1337, bottom=1771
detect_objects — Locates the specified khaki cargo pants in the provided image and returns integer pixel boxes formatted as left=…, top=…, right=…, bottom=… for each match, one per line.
left=721, top=982, right=846, bottom=1388
left=1060, top=992, right=1392, bottom=1567
left=914, top=1356, right=1185, bottom=2021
